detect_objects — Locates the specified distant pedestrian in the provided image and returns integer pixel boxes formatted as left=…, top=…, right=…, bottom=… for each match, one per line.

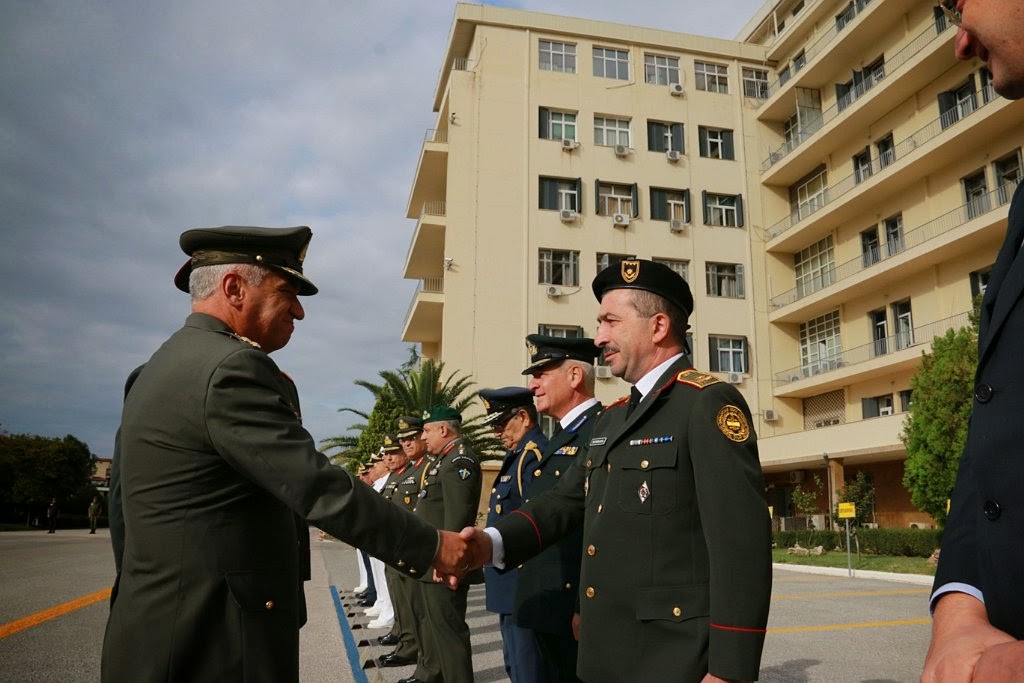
left=46, top=498, right=59, bottom=533
left=88, top=496, right=103, bottom=534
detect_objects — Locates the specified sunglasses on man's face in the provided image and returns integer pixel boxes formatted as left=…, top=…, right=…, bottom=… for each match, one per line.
left=937, top=0, right=962, bottom=27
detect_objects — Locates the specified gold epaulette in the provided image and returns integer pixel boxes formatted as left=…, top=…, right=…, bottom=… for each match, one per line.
left=524, top=441, right=543, bottom=461
left=675, top=369, right=722, bottom=389
left=608, top=394, right=630, bottom=408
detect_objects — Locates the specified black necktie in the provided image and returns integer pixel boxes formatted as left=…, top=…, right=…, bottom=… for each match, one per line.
left=627, top=386, right=642, bottom=417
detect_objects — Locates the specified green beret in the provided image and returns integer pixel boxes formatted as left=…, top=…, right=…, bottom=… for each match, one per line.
left=174, top=225, right=318, bottom=296
left=422, top=405, right=462, bottom=424
left=395, top=415, right=423, bottom=439
left=592, top=258, right=693, bottom=319
left=522, top=334, right=599, bottom=374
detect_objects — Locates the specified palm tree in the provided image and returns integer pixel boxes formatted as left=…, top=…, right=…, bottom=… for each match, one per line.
left=320, top=358, right=502, bottom=466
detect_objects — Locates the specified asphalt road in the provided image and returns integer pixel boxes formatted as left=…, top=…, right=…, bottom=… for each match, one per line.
left=0, top=529, right=934, bottom=682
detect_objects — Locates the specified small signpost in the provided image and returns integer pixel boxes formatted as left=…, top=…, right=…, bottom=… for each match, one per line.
left=838, top=502, right=856, bottom=577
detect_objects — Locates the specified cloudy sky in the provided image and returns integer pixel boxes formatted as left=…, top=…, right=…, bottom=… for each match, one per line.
left=0, top=0, right=764, bottom=458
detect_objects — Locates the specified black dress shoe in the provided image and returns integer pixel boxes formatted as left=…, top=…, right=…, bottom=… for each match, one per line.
left=377, top=633, right=400, bottom=646
left=396, top=677, right=423, bottom=683
left=378, top=652, right=417, bottom=667
left=357, top=598, right=374, bottom=607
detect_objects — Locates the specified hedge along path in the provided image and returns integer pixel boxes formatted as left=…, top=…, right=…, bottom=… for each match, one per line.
left=0, top=587, right=111, bottom=639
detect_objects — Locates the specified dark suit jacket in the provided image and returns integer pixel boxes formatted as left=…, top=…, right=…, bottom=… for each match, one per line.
left=514, top=401, right=602, bottom=635
left=102, top=313, right=438, bottom=683
left=935, top=181, right=1024, bottom=637
left=485, top=427, right=546, bottom=613
left=495, top=357, right=771, bottom=682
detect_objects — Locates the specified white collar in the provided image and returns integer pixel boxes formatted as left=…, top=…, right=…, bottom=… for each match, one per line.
left=559, top=397, right=600, bottom=429
left=633, top=353, right=685, bottom=399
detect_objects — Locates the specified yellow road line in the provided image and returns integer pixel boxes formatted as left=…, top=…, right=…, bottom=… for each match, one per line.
left=0, top=588, right=111, bottom=639
left=770, top=618, right=931, bottom=634
left=774, top=588, right=928, bottom=600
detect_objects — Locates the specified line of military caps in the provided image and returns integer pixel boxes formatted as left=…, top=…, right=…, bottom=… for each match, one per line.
left=354, top=406, right=463, bottom=475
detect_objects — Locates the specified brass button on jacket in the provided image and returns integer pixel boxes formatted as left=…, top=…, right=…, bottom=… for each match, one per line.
left=265, top=600, right=274, bottom=610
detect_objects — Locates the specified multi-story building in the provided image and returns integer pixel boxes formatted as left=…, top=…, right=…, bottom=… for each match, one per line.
left=402, top=1, right=1024, bottom=528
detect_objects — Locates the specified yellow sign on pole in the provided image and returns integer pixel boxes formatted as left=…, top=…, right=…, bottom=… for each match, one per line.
left=838, top=502, right=856, bottom=519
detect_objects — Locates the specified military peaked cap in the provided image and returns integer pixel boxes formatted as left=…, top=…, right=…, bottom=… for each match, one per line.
left=174, top=225, right=318, bottom=296
left=395, top=415, right=424, bottom=439
left=381, top=435, right=401, bottom=454
left=478, top=386, right=534, bottom=426
left=591, top=258, right=693, bottom=319
left=522, top=334, right=599, bottom=374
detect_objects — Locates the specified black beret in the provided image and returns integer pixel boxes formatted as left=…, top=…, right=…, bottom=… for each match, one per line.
left=478, top=387, right=534, bottom=426
left=394, top=415, right=424, bottom=439
left=174, top=225, right=318, bottom=296
left=591, top=259, right=693, bottom=319
left=522, top=334, right=599, bottom=374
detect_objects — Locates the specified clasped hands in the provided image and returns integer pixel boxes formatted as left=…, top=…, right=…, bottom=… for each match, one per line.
left=431, top=527, right=492, bottom=589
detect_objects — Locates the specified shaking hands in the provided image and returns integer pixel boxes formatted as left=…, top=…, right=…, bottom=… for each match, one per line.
left=431, top=527, right=493, bottom=588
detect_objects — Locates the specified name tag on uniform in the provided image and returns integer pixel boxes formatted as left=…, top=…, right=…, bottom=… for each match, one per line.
left=590, top=437, right=607, bottom=446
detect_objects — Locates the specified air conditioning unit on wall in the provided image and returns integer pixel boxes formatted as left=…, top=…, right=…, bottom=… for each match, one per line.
left=763, top=409, right=779, bottom=422
left=546, top=285, right=564, bottom=297
left=669, top=82, right=685, bottom=96
left=669, top=219, right=687, bottom=233
left=612, top=213, right=630, bottom=227
left=727, top=372, right=743, bottom=384
left=613, top=143, right=630, bottom=157
left=666, top=149, right=682, bottom=162
left=559, top=209, right=578, bottom=222
left=561, top=138, right=579, bottom=151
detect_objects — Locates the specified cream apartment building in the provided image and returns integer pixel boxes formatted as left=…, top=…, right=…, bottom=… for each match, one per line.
left=402, top=1, right=1024, bottom=528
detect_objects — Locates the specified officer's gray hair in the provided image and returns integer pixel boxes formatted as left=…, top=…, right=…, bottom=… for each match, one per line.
left=628, top=290, right=689, bottom=348
left=189, top=264, right=268, bottom=302
left=566, top=359, right=596, bottom=393
left=435, top=419, right=462, bottom=434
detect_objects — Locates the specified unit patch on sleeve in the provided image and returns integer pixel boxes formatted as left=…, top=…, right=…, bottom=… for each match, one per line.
left=716, top=405, right=750, bottom=442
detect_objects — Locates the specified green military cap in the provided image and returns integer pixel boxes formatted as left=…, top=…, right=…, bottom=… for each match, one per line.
left=395, top=415, right=423, bottom=439
left=381, top=435, right=401, bottom=454
left=522, top=334, right=600, bottom=374
left=478, top=387, right=534, bottom=426
left=422, top=405, right=462, bottom=424
left=592, top=258, right=693, bottom=319
left=174, top=225, right=318, bottom=296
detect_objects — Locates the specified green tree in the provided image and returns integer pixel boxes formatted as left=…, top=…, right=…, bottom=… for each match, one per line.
left=900, top=318, right=978, bottom=527
left=321, top=358, right=502, bottom=468
left=831, top=471, right=875, bottom=527
left=0, top=429, right=96, bottom=525
left=790, top=474, right=823, bottom=544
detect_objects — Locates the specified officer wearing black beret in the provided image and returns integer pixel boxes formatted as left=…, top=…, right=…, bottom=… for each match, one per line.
left=479, top=387, right=549, bottom=683
left=466, top=259, right=771, bottom=682
left=102, top=226, right=468, bottom=683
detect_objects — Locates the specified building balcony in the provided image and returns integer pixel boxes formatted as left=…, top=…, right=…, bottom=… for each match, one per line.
left=769, top=183, right=1013, bottom=323
left=404, top=201, right=447, bottom=280
left=757, top=0, right=924, bottom=122
left=772, top=309, right=972, bottom=398
left=405, top=128, right=449, bottom=220
left=401, top=276, right=444, bottom=345
left=765, top=89, right=1019, bottom=253
left=758, top=413, right=905, bottom=468
left=760, top=20, right=954, bottom=183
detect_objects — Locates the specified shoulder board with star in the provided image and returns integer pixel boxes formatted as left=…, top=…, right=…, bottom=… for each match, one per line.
left=216, top=329, right=263, bottom=349
left=675, top=369, right=722, bottom=389
left=607, top=394, right=630, bottom=409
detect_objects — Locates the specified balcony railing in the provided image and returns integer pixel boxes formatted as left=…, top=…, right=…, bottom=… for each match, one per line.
left=424, top=128, right=448, bottom=144
left=404, top=276, right=445, bottom=327
left=451, top=58, right=475, bottom=71
left=766, top=83, right=1000, bottom=241
left=774, top=310, right=972, bottom=385
left=770, top=181, right=1018, bottom=309
left=420, top=200, right=446, bottom=217
left=761, top=20, right=953, bottom=171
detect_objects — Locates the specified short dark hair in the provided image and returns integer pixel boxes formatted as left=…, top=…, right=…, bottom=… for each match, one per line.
left=629, top=289, right=690, bottom=348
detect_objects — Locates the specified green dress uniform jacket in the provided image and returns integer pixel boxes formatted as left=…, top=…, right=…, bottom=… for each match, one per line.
left=495, top=358, right=771, bottom=682
left=102, top=313, right=438, bottom=683
left=383, top=456, right=429, bottom=660
left=513, top=402, right=602, bottom=636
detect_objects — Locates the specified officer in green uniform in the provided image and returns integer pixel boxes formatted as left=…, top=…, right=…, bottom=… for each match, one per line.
left=463, top=259, right=772, bottom=683
left=101, top=226, right=466, bottom=683
left=378, top=418, right=430, bottom=668
left=515, top=334, right=603, bottom=682
left=401, top=406, right=482, bottom=683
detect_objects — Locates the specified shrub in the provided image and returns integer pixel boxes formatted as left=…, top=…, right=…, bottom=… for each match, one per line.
left=772, top=527, right=941, bottom=557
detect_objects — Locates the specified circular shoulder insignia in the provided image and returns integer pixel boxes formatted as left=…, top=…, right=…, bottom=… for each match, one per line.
left=716, top=405, right=750, bottom=443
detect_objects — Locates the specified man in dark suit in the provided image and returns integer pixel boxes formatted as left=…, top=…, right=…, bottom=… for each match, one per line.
left=102, top=226, right=468, bottom=683
left=516, top=334, right=602, bottom=682
left=479, top=386, right=548, bottom=683
left=457, top=259, right=771, bottom=683
left=924, top=2, right=1024, bottom=681
left=402, top=406, right=482, bottom=683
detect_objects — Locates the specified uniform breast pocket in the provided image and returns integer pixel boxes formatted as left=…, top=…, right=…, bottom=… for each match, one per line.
left=616, top=443, right=678, bottom=515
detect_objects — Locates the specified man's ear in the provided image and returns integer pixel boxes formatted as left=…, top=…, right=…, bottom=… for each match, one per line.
left=649, top=312, right=671, bottom=345
left=567, top=364, right=583, bottom=390
left=221, top=271, right=245, bottom=304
